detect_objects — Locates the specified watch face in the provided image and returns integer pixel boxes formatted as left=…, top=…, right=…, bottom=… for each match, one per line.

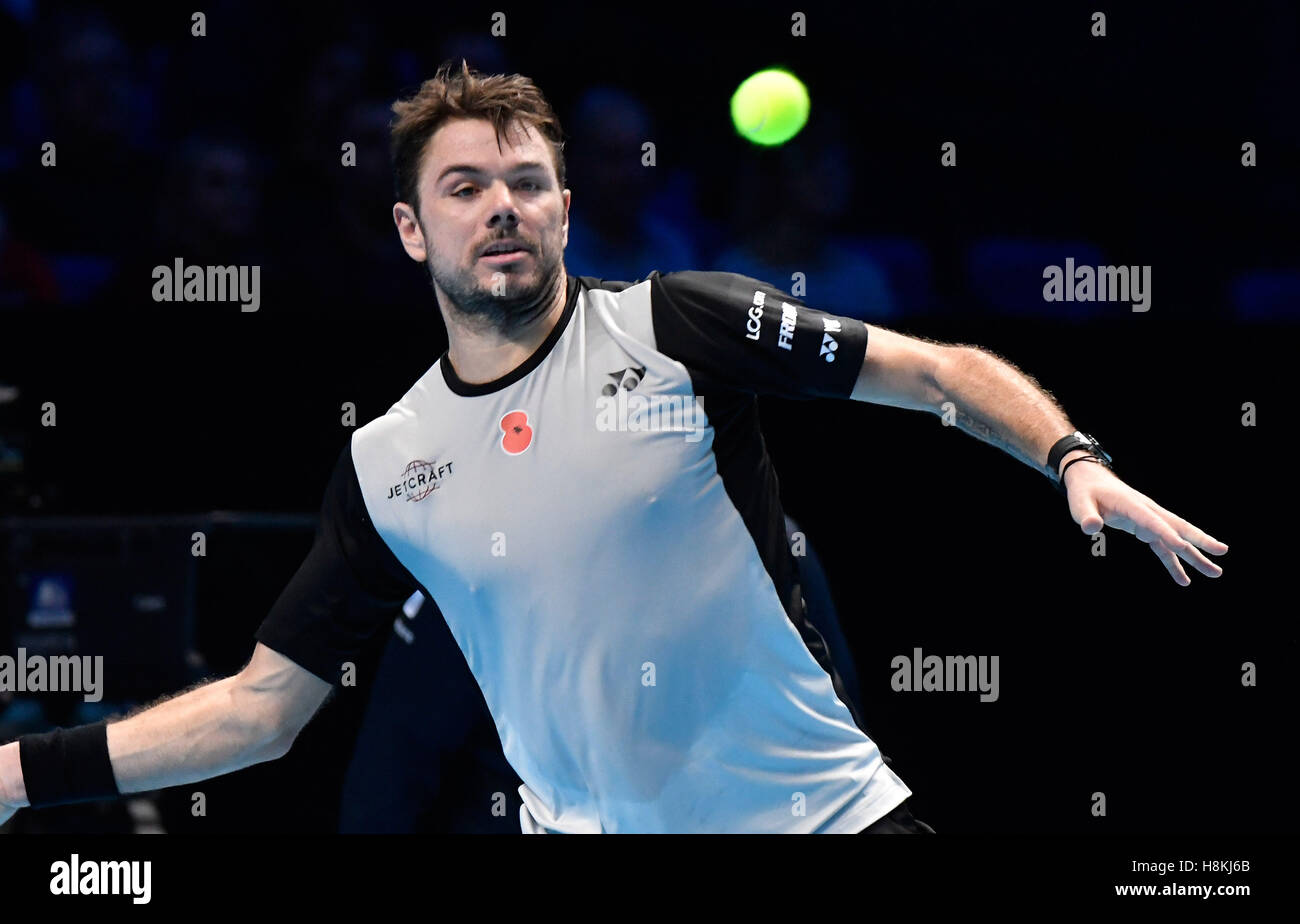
left=1082, top=434, right=1111, bottom=463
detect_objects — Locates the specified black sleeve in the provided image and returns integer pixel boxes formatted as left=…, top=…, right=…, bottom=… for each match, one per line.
left=648, top=270, right=870, bottom=399
left=254, top=438, right=420, bottom=685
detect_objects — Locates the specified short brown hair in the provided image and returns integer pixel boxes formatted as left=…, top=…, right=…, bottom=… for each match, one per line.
left=389, top=59, right=567, bottom=217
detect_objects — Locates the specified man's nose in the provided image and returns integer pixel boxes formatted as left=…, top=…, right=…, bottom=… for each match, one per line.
left=486, top=181, right=521, bottom=226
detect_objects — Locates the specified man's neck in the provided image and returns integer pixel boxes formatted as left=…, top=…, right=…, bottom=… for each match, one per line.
left=443, top=274, right=569, bottom=386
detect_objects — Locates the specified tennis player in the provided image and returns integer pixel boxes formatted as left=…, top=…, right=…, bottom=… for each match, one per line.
left=0, top=61, right=1227, bottom=833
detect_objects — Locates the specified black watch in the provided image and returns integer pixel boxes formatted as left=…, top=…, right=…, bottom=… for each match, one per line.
left=1047, top=430, right=1113, bottom=493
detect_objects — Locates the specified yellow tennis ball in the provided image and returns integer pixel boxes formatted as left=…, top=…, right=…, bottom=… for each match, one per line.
left=730, top=69, right=810, bottom=146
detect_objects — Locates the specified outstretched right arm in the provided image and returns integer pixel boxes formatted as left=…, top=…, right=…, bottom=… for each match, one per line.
left=1, top=437, right=421, bottom=827
left=0, top=642, right=330, bottom=823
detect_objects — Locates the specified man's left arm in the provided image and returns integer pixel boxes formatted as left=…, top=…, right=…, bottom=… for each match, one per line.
left=850, top=327, right=1229, bottom=586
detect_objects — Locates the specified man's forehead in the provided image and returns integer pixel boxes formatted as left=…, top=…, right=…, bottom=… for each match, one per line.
left=422, top=117, right=548, bottom=177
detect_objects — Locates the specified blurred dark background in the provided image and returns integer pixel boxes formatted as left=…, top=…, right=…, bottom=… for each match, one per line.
left=0, top=1, right=1294, bottom=834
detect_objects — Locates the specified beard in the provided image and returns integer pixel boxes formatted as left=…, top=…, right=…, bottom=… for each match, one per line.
left=426, top=240, right=565, bottom=336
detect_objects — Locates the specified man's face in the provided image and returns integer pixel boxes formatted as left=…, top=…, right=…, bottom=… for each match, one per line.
left=394, top=116, right=570, bottom=330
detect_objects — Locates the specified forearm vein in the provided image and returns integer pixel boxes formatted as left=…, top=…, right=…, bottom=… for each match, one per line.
left=938, top=347, right=1074, bottom=479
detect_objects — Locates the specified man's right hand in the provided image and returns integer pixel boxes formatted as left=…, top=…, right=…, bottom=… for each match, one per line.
left=0, top=765, right=20, bottom=827
left=0, top=740, right=25, bottom=827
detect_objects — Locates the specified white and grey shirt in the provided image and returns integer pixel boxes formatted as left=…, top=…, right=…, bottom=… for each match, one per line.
left=257, top=269, right=912, bottom=833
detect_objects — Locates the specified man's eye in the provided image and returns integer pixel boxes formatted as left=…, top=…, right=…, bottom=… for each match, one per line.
left=453, top=181, right=538, bottom=196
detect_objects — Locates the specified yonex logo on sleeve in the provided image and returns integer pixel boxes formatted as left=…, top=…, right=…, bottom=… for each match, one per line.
left=820, top=317, right=841, bottom=362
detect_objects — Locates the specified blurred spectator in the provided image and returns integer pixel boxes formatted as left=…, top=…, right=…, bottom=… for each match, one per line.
left=1230, top=269, right=1300, bottom=322
left=95, top=133, right=268, bottom=309
left=275, top=31, right=380, bottom=228
left=963, top=237, right=1108, bottom=320
left=0, top=9, right=160, bottom=302
left=433, top=31, right=510, bottom=79
left=711, top=113, right=900, bottom=321
left=0, top=204, right=57, bottom=307
left=159, top=135, right=265, bottom=263
left=273, top=98, right=433, bottom=315
left=0, top=2, right=29, bottom=171
left=562, top=86, right=700, bottom=281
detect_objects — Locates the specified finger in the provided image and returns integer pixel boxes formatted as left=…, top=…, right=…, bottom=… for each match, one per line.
left=1133, top=506, right=1223, bottom=578
left=1069, top=485, right=1105, bottom=535
left=1174, top=539, right=1223, bottom=578
left=1151, top=540, right=1191, bottom=586
left=1102, top=511, right=1137, bottom=535
left=1140, top=498, right=1229, bottom=555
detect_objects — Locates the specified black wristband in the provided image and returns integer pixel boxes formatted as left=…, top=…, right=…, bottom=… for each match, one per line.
left=1047, top=432, right=1091, bottom=479
left=18, top=723, right=120, bottom=808
left=1056, top=454, right=1113, bottom=495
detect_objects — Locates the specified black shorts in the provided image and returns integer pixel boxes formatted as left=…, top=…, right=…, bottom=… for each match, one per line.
left=857, top=799, right=936, bottom=834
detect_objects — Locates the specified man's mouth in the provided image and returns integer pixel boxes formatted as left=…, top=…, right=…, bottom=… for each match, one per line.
left=480, top=241, right=530, bottom=260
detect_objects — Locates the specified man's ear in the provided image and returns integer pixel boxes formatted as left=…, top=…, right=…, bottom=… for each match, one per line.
left=561, top=188, right=571, bottom=248
left=393, top=201, right=427, bottom=263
